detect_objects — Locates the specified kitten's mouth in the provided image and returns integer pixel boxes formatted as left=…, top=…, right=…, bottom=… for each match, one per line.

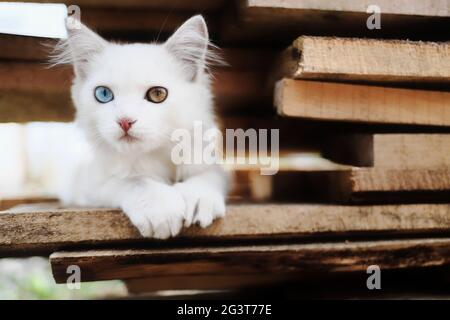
left=119, top=133, right=139, bottom=143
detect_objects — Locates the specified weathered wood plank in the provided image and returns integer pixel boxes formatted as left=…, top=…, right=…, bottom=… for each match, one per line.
left=80, top=8, right=214, bottom=35
left=0, top=197, right=58, bottom=211
left=348, top=169, right=450, bottom=192
left=324, top=134, right=450, bottom=169
left=272, top=36, right=450, bottom=84
left=0, top=35, right=54, bottom=61
left=222, top=0, right=450, bottom=43
left=2, top=204, right=450, bottom=257
left=275, top=79, right=450, bottom=126
left=245, top=0, right=450, bottom=17
left=304, top=169, right=450, bottom=203
left=50, top=238, right=450, bottom=282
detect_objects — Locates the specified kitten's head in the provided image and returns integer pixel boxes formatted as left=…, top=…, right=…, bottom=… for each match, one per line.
left=52, top=15, right=218, bottom=154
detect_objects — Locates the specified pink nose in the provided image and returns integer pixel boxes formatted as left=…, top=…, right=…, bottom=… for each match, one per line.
left=117, top=118, right=136, bottom=133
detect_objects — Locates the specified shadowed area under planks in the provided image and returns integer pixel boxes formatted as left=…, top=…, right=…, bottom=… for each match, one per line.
left=2, top=204, right=450, bottom=257
left=222, top=0, right=450, bottom=44
left=234, top=169, right=450, bottom=203
left=323, top=134, right=450, bottom=168
left=50, top=238, right=450, bottom=283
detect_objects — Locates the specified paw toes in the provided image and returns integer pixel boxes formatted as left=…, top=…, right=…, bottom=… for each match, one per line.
left=184, top=199, right=198, bottom=228
left=133, top=220, right=153, bottom=238
left=214, top=198, right=226, bottom=217
left=169, top=217, right=183, bottom=236
left=153, top=222, right=171, bottom=239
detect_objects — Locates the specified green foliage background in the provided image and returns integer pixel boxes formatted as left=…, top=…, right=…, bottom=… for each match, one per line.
left=0, top=257, right=127, bottom=299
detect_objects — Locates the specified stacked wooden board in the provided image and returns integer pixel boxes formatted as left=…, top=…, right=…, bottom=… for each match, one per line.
left=271, top=35, right=450, bottom=204
left=1, top=0, right=450, bottom=296
left=274, top=37, right=450, bottom=125
left=2, top=204, right=450, bottom=291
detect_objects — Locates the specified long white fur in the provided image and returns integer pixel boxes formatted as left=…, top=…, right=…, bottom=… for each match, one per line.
left=50, top=15, right=229, bottom=238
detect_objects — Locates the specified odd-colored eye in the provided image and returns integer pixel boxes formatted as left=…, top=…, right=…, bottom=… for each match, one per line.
left=94, top=86, right=114, bottom=103
left=146, top=86, right=168, bottom=103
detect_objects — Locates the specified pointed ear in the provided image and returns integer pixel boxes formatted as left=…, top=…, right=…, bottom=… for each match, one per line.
left=50, top=18, right=107, bottom=79
left=164, top=15, right=209, bottom=81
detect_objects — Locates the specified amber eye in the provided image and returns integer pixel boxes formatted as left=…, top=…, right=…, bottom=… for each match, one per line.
left=146, top=86, right=168, bottom=103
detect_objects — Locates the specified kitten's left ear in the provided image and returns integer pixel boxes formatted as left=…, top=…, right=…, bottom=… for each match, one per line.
left=49, top=18, right=107, bottom=79
left=165, top=15, right=209, bottom=81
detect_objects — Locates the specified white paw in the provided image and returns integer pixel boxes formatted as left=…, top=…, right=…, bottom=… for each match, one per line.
left=122, top=184, right=186, bottom=239
left=175, top=182, right=226, bottom=228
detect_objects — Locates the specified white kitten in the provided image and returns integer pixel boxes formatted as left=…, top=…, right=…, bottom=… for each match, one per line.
left=51, top=15, right=229, bottom=239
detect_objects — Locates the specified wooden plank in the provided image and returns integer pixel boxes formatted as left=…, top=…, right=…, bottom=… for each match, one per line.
left=304, top=169, right=450, bottom=203
left=348, top=169, right=450, bottom=192
left=0, top=197, right=57, bottom=211
left=50, top=238, right=450, bottom=282
left=222, top=0, right=450, bottom=43
left=0, top=63, right=269, bottom=122
left=0, top=35, right=54, bottom=61
left=80, top=8, right=212, bottom=35
left=0, top=90, right=74, bottom=122
left=2, top=204, right=450, bottom=257
left=244, top=0, right=450, bottom=17
left=272, top=36, right=450, bottom=84
left=324, top=134, right=450, bottom=169
left=274, top=79, right=450, bottom=126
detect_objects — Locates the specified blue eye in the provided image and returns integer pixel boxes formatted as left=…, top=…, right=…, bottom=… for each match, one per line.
left=94, top=86, right=114, bottom=103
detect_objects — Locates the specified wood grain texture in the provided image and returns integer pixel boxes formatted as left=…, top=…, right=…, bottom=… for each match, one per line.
left=324, top=134, right=450, bottom=169
left=347, top=169, right=450, bottom=192
left=222, top=0, right=450, bottom=43
left=273, top=36, right=450, bottom=84
left=50, top=238, right=450, bottom=282
left=2, top=204, right=450, bottom=257
left=275, top=79, right=450, bottom=126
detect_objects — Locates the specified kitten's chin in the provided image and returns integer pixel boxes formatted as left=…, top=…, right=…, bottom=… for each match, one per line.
left=110, top=137, right=162, bottom=154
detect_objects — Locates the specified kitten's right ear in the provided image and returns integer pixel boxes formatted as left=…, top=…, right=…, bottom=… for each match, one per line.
left=50, top=18, right=107, bottom=78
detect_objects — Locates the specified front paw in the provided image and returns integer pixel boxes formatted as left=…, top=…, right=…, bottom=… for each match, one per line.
left=175, top=182, right=226, bottom=228
left=122, top=184, right=186, bottom=239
